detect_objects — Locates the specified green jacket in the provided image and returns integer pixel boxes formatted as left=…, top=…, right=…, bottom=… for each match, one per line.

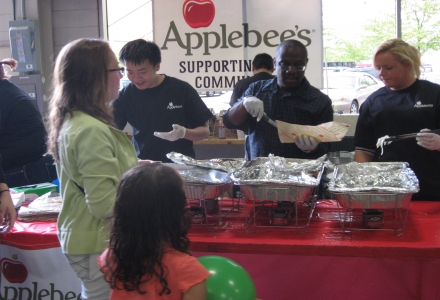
left=57, top=111, right=138, bottom=254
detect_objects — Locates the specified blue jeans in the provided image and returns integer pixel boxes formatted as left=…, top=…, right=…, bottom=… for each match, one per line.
left=3, top=155, right=57, bottom=188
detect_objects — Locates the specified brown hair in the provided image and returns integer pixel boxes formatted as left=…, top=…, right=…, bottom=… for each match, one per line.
left=47, top=38, right=115, bottom=161
left=0, top=58, right=18, bottom=80
left=374, top=39, right=421, bottom=79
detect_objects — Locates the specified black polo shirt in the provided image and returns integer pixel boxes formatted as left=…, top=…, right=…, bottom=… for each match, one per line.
left=112, top=75, right=213, bottom=162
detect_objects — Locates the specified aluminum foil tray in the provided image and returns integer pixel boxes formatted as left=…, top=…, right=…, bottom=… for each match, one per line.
left=232, top=154, right=325, bottom=186
left=178, top=167, right=232, bottom=184
left=183, top=182, right=233, bottom=200
left=333, top=192, right=412, bottom=209
left=328, top=162, right=419, bottom=194
left=239, top=184, right=314, bottom=202
left=167, top=152, right=246, bottom=173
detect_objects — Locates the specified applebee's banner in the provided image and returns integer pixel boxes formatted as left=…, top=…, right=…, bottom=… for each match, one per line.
left=0, top=245, right=81, bottom=299
left=152, top=0, right=323, bottom=92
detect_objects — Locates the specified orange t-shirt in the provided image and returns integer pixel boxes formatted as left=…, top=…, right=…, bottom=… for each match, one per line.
left=98, top=247, right=211, bottom=300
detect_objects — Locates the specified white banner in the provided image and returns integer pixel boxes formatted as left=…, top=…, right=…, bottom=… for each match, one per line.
left=153, top=0, right=323, bottom=92
left=0, top=245, right=81, bottom=299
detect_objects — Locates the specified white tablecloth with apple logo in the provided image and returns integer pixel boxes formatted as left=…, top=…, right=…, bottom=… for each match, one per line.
left=0, top=221, right=81, bottom=299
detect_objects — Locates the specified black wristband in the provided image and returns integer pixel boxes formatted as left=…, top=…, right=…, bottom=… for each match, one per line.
left=0, top=189, right=10, bottom=194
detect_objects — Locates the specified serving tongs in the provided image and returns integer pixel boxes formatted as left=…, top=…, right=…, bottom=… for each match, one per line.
left=383, top=129, right=440, bottom=142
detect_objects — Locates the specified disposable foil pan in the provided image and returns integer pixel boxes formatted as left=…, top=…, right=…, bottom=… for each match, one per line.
left=167, top=152, right=246, bottom=173
left=232, top=155, right=325, bottom=186
left=328, top=162, right=419, bottom=194
left=183, top=182, right=233, bottom=199
left=239, top=184, right=314, bottom=202
left=332, top=192, right=413, bottom=209
left=178, top=167, right=232, bottom=184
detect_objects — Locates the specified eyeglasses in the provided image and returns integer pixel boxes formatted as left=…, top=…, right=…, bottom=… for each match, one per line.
left=278, top=63, right=307, bottom=72
left=108, top=67, right=125, bottom=76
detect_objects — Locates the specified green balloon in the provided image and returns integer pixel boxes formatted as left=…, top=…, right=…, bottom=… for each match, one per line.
left=198, top=255, right=257, bottom=300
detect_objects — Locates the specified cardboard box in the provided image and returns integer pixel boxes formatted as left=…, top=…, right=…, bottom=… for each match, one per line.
left=11, top=183, right=58, bottom=204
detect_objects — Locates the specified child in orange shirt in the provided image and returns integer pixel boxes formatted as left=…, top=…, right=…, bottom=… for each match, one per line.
left=98, top=164, right=210, bottom=299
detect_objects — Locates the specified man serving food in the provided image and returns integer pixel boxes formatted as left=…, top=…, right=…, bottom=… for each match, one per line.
left=223, top=39, right=334, bottom=160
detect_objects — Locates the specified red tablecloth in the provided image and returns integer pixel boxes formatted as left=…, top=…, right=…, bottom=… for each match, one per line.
left=188, top=200, right=440, bottom=259
left=2, top=200, right=440, bottom=300
left=1, top=221, right=59, bottom=250
left=188, top=200, right=440, bottom=300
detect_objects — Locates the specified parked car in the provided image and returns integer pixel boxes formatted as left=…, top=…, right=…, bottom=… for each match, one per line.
left=200, top=91, right=232, bottom=114
left=322, top=72, right=384, bottom=114
left=323, top=67, right=346, bottom=72
left=343, top=67, right=380, bottom=80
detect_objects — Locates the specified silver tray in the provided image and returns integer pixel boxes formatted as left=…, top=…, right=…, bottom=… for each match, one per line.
left=232, top=155, right=325, bottom=186
left=183, top=182, right=233, bottom=200
left=239, top=184, right=314, bottom=202
left=328, top=162, right=419, bottom=194
left=333, top=192, right=413, bottom=209
left=167, top=152, right=246, bottom=173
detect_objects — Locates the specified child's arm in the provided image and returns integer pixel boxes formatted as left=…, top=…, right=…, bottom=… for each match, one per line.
left=183, top=280, right=207, bottom=300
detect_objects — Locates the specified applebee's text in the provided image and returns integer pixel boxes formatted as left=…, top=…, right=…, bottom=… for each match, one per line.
left=179, top=59, right=255, bottom=89
left=179, top=59, right=252, bottom=73
left=2, top=282, right=80, bottom=300
left=161, top=21, right=313, bottom=55
left=194, top=75, right=249, bottom=89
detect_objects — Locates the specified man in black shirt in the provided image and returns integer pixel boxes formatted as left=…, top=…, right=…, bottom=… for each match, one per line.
left=229, top=53, right=275, bottom=107
left=223, top=40, right=333, bottom=160
left=112, top=40, right=213, bottom=162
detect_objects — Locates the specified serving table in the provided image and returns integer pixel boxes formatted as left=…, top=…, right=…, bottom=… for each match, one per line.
left=1, top=200, right=439, bottom=300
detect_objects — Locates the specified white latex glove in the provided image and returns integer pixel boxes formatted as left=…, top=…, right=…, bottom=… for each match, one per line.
left=154, top=124, right=186, bottom=141
left=243, top=96, right=265, bottom=121
left=416, top=128, right=440, bottom=151
left=294, top=134, right=319, bottom=152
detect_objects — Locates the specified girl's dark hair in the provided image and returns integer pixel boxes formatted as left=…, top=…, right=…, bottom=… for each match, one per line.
left=105, top=164, right=190, bottom=295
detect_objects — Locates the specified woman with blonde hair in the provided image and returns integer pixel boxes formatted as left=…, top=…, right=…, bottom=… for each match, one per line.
left=47, top=38, right=138, bottom=299
left=354, top=38, right=440, bottom=200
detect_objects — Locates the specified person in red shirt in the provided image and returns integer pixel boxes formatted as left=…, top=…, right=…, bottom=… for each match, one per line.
left=99, top=164, right=210, bottom=299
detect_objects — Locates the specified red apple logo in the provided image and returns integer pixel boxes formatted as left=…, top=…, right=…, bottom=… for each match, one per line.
left=1, top=255, right=28, bottom=283
left=183, top=0, right=215, bottom=28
